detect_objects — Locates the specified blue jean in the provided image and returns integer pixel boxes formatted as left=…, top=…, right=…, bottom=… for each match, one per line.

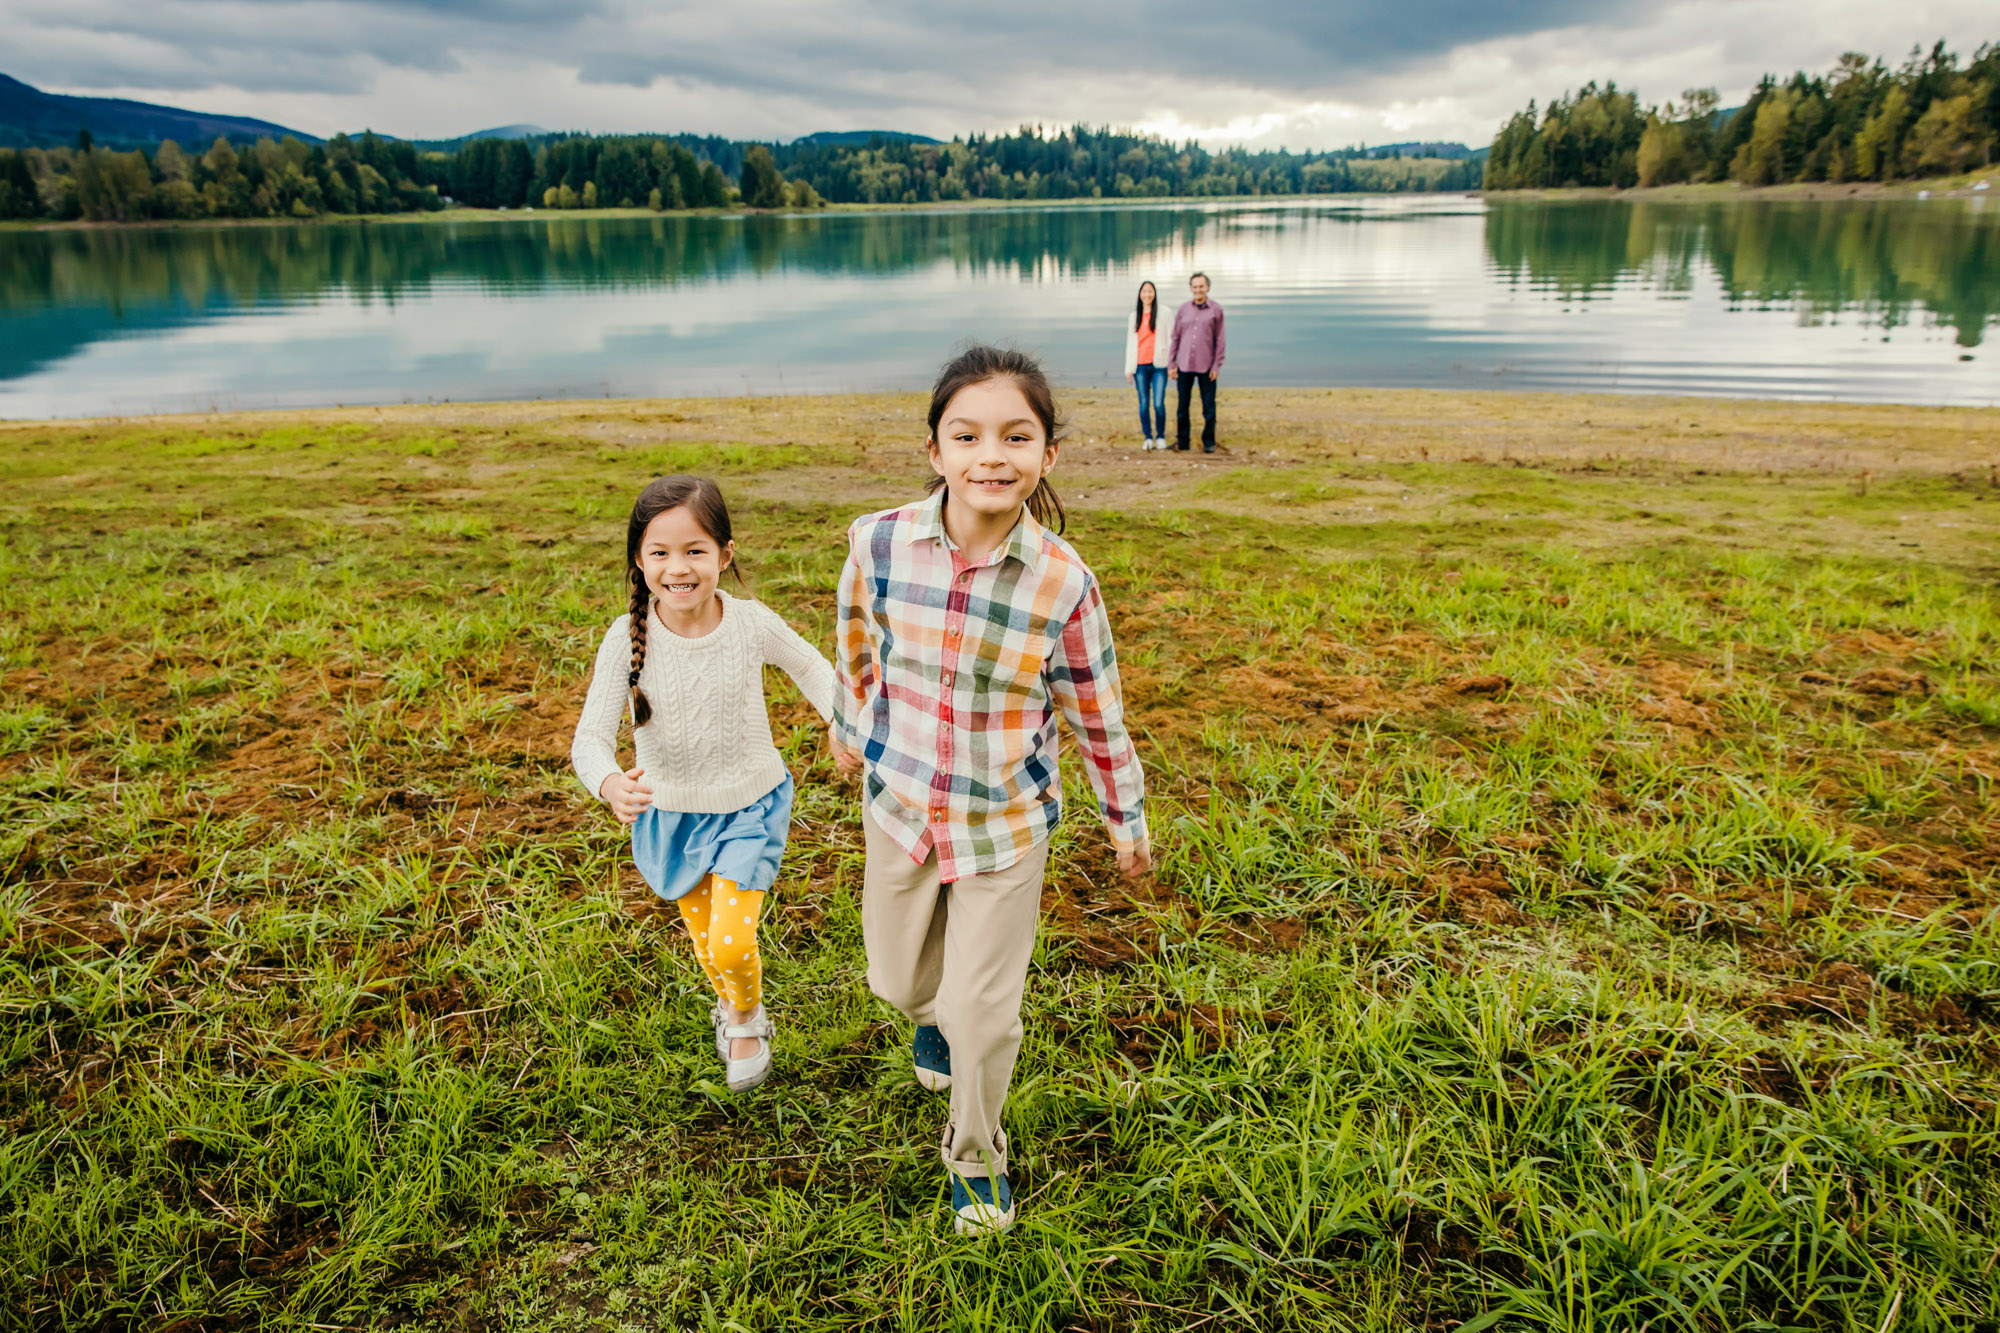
left=1132, top=364, right=1167, bottom=438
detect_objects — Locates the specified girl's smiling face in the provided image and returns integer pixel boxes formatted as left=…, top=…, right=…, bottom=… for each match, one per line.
left=637, top=505, right=733, bottom=615
left=928, top=377, right=1059, bottom=525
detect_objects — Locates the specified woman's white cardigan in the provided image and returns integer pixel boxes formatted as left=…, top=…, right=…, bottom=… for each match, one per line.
left=1122, top=314, right=1171, bottom=375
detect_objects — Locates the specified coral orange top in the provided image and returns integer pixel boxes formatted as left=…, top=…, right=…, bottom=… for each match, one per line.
left=1135, top=321, right=1156, bottom=364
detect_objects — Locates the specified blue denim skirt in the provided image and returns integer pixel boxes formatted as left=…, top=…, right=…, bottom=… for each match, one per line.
left=630, top=774, right=795, bottom=902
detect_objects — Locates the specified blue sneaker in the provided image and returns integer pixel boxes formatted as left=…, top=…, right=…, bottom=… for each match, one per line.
left=913, top=1024, right=952, bottom=1092
left=950, top=1171, right=1015, bottom=1235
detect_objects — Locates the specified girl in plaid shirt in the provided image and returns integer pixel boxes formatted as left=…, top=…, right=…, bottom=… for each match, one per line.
left=830, top=345, right=1151, bottom=1235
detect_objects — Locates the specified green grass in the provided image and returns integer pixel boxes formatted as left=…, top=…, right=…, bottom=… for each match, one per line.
left=2, top=391, right=1998, bottom=1332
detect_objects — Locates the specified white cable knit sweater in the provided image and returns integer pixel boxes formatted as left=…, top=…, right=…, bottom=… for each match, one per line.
left=571, top=592, right=836, bottom=814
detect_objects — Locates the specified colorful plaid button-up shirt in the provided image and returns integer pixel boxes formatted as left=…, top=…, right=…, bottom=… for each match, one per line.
left=834, top=491, right=1148, bottom=880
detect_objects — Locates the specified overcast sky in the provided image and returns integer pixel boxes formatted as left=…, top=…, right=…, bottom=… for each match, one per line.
left=9, top=1, right=1996, bottom=149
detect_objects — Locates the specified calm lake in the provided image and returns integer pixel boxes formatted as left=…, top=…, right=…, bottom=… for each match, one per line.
left=2, top=195, right=1995, bottom=418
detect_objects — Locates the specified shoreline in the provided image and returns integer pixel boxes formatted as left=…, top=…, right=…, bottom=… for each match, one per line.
left=7, top=386, right=1995, bottom=476
left=1481, top=172, right=1995, bottom=203
left=0, top=190, right=1474, bottom=234
left=7, top=382, right=1999, bottom=429
left=4, top=171, right=1994, bottom=233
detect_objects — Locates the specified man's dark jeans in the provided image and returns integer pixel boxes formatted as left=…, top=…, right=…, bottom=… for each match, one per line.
left=1174, top=371, right=1217, bottom=451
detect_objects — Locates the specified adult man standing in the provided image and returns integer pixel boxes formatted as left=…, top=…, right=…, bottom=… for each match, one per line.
left=1167, top=271, right=1225, bottom=453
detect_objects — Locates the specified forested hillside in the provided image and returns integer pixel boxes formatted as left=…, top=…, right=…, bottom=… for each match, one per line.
left=1484, top=38, right=1998, bottom=189
left=770, top=127, right=1479, bottom=204
left=0, top=73, right=312, bottom=151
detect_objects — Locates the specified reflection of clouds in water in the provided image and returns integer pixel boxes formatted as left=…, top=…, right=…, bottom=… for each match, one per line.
left=0, top=199, right=1993, bottom=417
left=0, top=265, right=1131, bottom=414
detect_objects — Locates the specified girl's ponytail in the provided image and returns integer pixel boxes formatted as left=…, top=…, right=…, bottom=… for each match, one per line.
left=1024, top=476, right=1066, bottom=534
left=626, top=566, right=653, bottom=727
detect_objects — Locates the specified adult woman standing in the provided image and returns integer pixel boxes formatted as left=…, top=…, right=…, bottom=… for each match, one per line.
left=1122, top=281, right=1170, bottom=450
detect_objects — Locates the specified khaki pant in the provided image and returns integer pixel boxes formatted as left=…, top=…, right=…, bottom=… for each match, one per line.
left=861, top=811, right=1048, bottom=1180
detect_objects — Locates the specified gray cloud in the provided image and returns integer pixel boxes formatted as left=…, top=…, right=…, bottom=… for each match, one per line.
left=11, top=0, right=506, bottom=92
left=346, top=0, right=609, bottom=18
left=587, top=0, right=1652, bottom=97
left=10, top=0, right=1995, bottom=147
left=15, top=0, right=1642, bottom=104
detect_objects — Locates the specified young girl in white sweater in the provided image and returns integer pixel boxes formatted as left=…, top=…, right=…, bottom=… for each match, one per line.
left=572, top=475, right=835, bottom=1092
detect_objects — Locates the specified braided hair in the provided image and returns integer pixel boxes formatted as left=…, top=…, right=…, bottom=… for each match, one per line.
left=622, top=474, right=744, bottom=727
left=625, top=561, right=654, bottom=726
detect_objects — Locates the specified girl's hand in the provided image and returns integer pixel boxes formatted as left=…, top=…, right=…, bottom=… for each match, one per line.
left=1118, top=840, right=1153, bottom=879
left=828, top=734, right=862, bottom=779
left=600, top=766, right=654, bottom=823
left=1125, top=372, right=1134, bottom=386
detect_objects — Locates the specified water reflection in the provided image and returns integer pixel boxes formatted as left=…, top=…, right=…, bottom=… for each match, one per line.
left=1484, top=199, right=1996, bottom=347
left=0, top=197, right=1992, bottom=416
left=0, top=208, right=1217, bottom=310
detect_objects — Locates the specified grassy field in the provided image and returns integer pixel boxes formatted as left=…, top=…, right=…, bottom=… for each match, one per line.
left=3, top=388, right=1998, bottom=1332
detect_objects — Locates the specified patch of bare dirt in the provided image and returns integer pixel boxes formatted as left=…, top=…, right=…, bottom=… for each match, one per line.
left=1762, top=960, right=1878, bottom=1024
left=1049, top=1002, right=1286, bottom=1068
left=1425, top=865, right=1530, bottom=927
left=1041, top=853, right=1173, bottom=969
left=1849, top=666, right=1933, bottom=697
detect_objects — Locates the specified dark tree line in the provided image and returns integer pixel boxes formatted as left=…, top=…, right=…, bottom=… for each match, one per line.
left=768, top=125, right=1479, bottom=203
left=1485, top=39, right=1999, bottom=190
left=1, top=132, right=445, bottom=222
left=2, top=119, right=1483, bottom=224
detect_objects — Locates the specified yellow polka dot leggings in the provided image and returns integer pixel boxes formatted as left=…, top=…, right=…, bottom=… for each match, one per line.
left=676, top=874, right=765, bottom=1011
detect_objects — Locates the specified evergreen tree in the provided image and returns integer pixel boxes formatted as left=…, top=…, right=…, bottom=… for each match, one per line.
left=1903, top=94, right=1993, bottom=174
left=1732, top=87, right=1799, bottom=184
left=670, top=144, right=702, bottom=209
left=1854, top=86, right=1913, bottom=178
left=738, top=145, right=786, bottom=208
left=698, top=161, right=728, bottom=207
left=0, top=149, right=41, bottom=219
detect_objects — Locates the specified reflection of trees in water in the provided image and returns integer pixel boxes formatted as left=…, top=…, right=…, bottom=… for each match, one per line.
left=1484, top=200, right=1997, bottom=346
left=0, top=208, right=1216, bottom=312
left=741, top=208, right=1206, bottom=279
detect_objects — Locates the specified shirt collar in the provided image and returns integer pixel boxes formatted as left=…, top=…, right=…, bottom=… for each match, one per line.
left=907, top=488, right=1045, bottom=574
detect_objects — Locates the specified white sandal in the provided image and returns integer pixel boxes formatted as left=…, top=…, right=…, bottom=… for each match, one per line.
left=709, top=1001, right=730, bottom=1060
left=723, top=1005, right=774, bottom=1092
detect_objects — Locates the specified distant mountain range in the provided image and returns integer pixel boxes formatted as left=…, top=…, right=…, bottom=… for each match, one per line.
left=0, top=75, right=958, bottom=154
left=790, top=130, right=941, bottom=147
left=410, top=124, right=552, bottom=151
left=0, top=72, right=318, bottom=149
left=1360, top=141, right=1483, bottom=160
